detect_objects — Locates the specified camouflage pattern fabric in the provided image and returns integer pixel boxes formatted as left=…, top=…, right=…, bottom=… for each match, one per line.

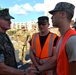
left=28, top=29, right=36, bottom=41
left=49, top=2, right=75, bottom=15
left=0, top=32, right=17, bottom=68
left=13, top=29, right=30, bottom=61
left=0, top=8, right=14, bottom=19
left=28, top=28, right=39, bottom=44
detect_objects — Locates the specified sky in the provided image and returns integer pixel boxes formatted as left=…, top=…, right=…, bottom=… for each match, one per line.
left=0, top=0, right=76, bottom=22
left=0, top=0, right=44, bottom=22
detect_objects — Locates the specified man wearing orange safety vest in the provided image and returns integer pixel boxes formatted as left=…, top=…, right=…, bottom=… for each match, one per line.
left=26, top=16, right=59, bottom=75
left=33, top=2, right=76, bottom=75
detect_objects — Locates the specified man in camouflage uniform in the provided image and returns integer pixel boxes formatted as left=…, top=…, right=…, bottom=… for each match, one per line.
left=0, top=8, right=27, bottom=75
left=14, top=25, right=30, bottom=63
left=28, top=24, right=38, bottom=45
left=23, top=24, right=38, bottom=63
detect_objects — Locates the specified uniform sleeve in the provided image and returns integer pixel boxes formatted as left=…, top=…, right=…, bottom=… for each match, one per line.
left=0, top=35, right=5, bottom=62
left=66, top=35, right=76, bottom=62
left=0, top=45, right=5, bottom=62
left=0, top=54, right=5, bottom=62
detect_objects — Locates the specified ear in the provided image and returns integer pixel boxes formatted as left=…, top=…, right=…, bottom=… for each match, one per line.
left=61, top=12, right=66, bottom=19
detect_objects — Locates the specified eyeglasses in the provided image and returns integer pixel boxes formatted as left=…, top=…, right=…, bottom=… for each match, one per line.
left=38, top=22, right=47, bottom=26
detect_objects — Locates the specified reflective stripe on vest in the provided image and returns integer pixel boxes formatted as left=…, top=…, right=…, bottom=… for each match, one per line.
left=32, top=32, right=57, bottom=75
left=32, top=33, right=56, bottom=64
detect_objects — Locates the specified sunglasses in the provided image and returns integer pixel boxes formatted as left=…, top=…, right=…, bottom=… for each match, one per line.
left=38, top=22, right=47, bottom=26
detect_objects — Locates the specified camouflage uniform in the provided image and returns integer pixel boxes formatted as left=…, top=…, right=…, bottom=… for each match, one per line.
left=0, top=32, right=17, bottom=68
left=14, top=29, right=30, bottom=62
left=28, top=25, right=39, bottom=45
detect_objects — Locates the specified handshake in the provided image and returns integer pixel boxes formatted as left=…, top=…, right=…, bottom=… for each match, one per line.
left=26, top=67, right=46, bottom=75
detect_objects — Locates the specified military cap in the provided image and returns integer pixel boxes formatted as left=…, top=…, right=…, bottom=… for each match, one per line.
left=49, top=2, right=75, bottom=16
left=38, top=16, right=49, bottom=23
left=72, top=22, right=76, bottom=28
left=32, top=24, right=36, bottom=27
left=21, top=25, right=25, bottom=28
left=0, top=8, right=14, bottom=19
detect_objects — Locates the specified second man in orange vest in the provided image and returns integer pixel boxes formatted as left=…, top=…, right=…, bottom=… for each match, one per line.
left=26, top=16, right=59, bottom=75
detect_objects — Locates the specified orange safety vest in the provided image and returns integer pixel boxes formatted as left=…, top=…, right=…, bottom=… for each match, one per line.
left=57, top=29, right=76, bottom=75
left=32, top=32, right=58, bottom=75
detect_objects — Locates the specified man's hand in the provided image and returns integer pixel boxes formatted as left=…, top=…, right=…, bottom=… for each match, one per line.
left=26, top=67, right=40, bottom=75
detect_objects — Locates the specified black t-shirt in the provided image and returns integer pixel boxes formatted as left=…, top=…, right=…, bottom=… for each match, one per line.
left=40, top=32, right=59, bottom=49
